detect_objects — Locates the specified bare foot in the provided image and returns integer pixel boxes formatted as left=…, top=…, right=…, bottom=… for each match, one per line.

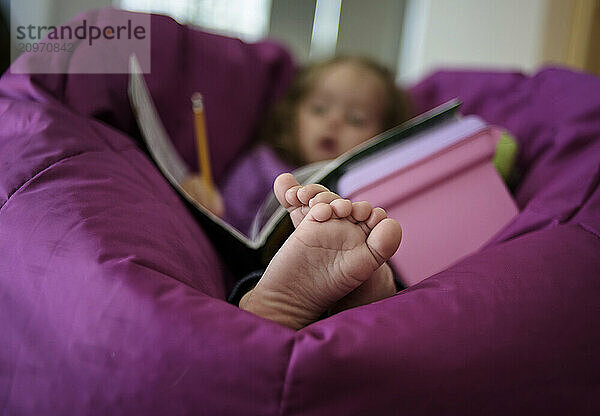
left=275, top=173, right=399, bottom=314
left=240, top=174, right=402, bottom=329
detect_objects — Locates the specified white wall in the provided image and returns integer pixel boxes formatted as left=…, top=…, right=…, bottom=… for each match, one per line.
left=269, top=0, right=407, bottom=70
left=398, top=0, right=551, bottom=84
left=336, top=0, right=406, bottom=71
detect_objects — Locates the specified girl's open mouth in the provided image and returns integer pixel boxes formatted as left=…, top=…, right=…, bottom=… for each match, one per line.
left=318, top=137, right=338, bottom=154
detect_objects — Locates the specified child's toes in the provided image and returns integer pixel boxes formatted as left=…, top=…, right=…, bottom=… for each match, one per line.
left=309, top=191, right=341, bottom=207
left=330, top=199, right=352, bottom=218
left=285, top=185, right=304, bottom=207
left=366, top=218, right=402, bottom=265
left=351, top=201, right=373, bottom=223
left=297, top=184, right=329, bottom=205
left=365, top=207, right=388, bottom=229
left=274, top=173, right=301, bottom=209
left=296, top=191, right=340, bottom=223
left=307, top=203, right=334, bottom=222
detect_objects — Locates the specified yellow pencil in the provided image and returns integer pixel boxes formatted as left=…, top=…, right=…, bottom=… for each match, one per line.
left=191, top=92, right=214, bottom=196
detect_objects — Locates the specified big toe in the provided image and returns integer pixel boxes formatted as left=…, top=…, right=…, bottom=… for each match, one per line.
left=366, top=218, right=402, bottom=265
left=274, top=173, right=300, bottom=209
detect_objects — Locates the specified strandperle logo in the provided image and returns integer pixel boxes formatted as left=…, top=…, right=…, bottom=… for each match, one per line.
left=9, top=7, right=151, bottom=74
left=15, top=19, right=147, bottom=46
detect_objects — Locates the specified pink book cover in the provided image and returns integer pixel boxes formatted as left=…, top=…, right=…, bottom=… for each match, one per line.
left=338, top=120, right=519, bottom=287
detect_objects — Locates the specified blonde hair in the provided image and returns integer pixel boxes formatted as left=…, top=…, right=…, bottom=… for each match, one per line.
left=261, top=55, right=412, bottom=166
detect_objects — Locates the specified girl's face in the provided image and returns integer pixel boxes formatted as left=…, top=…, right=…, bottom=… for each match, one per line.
left=295, top=62, right=387, bottom=164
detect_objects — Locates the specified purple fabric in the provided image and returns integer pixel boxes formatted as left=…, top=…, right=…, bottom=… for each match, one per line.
left=221, top=144, right=293, bottom=236
left=2, top=9, right=294, bottom=183
left=1, top=8, right=599, bottom=414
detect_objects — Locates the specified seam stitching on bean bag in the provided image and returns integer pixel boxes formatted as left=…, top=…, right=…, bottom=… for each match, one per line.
left=0, top=151, right=86, bottom=211
left=577, top=223, right=600, bottom=240
left=0, top=145, right=137, bottom=212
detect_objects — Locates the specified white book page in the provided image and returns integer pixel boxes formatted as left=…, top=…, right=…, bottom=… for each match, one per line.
left=128, top=55, right=189, bottom=184
left=128, top=54, right=254, bottom=246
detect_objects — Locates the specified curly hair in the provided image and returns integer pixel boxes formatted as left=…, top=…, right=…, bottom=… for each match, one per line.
left=260, top=56, right=412, bottom=166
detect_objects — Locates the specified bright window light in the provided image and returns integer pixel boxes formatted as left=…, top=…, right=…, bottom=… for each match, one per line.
left=309, top=0, right=342, bottom=61
left=115, top=0, right=272, bottom=41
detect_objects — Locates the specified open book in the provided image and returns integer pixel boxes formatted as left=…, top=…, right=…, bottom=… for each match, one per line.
left=128, top=55, right=462, bottom=278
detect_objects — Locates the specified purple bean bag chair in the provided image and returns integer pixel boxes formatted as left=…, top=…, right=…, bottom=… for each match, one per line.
left=1, top=9, right=599, bottom=415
